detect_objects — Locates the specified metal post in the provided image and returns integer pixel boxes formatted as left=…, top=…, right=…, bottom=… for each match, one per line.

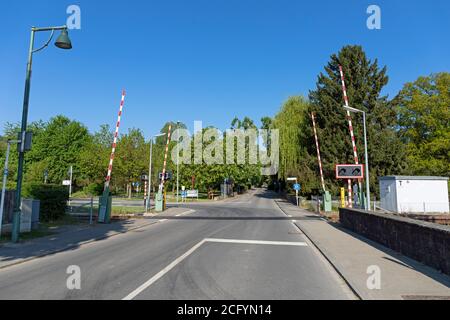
left=0, top=142, right=15, bottom=237
left=11, top=29, right=35, bottom=243
left=176, top=148, right=179, bottom=203
left=89, top=197, right=93, bottom=225
left=69, top=165, right=73, bottom=206
left=146, top=139, right=153, bottom=212
left=362, top=111, right=371, bottom=210
left=176, top=121, right=180, bottom=204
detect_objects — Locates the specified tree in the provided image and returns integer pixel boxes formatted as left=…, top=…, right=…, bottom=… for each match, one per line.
left=308, top=45, right=406, bottom=195
left=114, top=128, right=148, bottom=197
left=272, top=96, right=317, bottom=194
left=26, top=116, right=91, bottom=186
left=0, top=117, right=90, bottom=188
left=78, top=125, right=112, bottom=187
left=394, top=72, right=450, bottom=177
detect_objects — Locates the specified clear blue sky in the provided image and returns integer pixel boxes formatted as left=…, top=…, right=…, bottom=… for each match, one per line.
left=1, top=0, right=449, bottom=137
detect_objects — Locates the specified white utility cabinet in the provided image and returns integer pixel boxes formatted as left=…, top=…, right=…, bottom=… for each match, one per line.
left=379, top=176, right=449, bottom=213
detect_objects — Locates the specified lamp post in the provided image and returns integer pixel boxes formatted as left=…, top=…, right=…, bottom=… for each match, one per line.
left=343, top=106, right=370, bottom=210
left=176, top=121, right=181, bottom=204
left=11, top=25, right=72, bottom=242
left=146, top=133, right=166, bottom=212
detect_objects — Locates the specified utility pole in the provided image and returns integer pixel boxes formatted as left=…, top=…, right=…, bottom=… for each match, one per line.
left=176, top=121, right=180, bottom=204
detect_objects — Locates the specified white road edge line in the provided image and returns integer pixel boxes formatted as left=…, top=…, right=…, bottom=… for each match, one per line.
left=176, top=209, right=196, bottom=217
left=204, top=238, right=307, bottom=246
left=122, top=237, right=307, bottom=300
left=122, top=239, right=207, bottom=300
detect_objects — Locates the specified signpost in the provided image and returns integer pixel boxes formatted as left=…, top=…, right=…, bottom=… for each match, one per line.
left=335, top=164, right=364, bottom=179
left=293, top=183, right=301, bottom=207
left=186, top=190, right=199, bottom=200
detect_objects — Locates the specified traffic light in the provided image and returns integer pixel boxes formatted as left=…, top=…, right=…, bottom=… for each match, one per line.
left=335, top=164, right=364, bottom=179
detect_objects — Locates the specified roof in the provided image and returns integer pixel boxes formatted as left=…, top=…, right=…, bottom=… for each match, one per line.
left=379, top=176, right=449, bottom=181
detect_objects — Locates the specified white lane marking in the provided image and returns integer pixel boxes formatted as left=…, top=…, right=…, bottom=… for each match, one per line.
left=204, top=238, right=307, bottom=247
left=122, top=239, right=207, bottom=300
left=176, top=209, right=196, bottom=216
left=122, top=237, right=307, bottom=299
left=158, top=209, right=196, bottom=222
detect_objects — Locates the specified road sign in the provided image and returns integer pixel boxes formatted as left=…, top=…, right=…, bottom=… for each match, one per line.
left=62, top=180, right=71, bottom=186
left=186, top=190, right=198, bottom=198
left=293, top=183, right=301, bottom=191
left=335, top=164, right=364, bottom=179
left=159, top=171, right=172, bottom=180
left=287, top=177, right=297, bottom=182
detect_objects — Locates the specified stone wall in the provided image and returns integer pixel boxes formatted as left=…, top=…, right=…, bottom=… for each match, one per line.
left=339, top=208, right=450, bottom=276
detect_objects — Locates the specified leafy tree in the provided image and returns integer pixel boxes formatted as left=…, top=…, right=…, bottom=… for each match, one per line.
left=25, top=116, right=91, bottom=185
left=308, top=45, right=406, bottom=195
left=394, top=72, right=450, bottom=177
left=78, top=125, right=112, bottom=187
left=114, top=128, right=148, bottom=197
left=272, top=96, right=317, bottom=194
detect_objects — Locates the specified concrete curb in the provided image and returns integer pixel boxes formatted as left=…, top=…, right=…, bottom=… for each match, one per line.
left=0, top=207, right=193, bottom=270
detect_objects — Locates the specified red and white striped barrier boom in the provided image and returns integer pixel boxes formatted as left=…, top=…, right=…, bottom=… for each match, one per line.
left=311, top=112, right=326, bottom=192
left=339, top=66, right=360, bottom=208
left=159, top=124, right=172, bottom=192
left=104, top=90, right=126, bottom=190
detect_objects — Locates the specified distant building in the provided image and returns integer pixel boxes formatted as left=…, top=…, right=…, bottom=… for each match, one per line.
left=379, top=176, right=449, bottom=213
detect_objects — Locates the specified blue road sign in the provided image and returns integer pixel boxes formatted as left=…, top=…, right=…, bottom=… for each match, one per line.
left=293, top=183, right=301, bottom=191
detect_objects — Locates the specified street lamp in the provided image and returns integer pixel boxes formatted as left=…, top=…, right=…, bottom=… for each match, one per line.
left=176, top=121, right=181, bottom=204
left=343, top=106, right=370, bottom=210
left=11, top=25, right=72, bottom=243
left=146, top=133, right=166, bottom=212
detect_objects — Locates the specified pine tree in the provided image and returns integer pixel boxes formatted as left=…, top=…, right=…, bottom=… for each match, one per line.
left=308, top=45, right=406, bottom=195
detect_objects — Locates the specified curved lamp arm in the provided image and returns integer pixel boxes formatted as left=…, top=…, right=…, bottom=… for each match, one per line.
left=31, top=29, right=55, bottom=54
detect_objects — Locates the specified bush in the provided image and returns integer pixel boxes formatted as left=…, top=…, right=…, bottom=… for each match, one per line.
left=22, top=183, right=68, bottom=221
left=84, top=183, right=103, bottom=196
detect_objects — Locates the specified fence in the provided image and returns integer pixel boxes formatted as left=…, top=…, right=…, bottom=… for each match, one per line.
left=66, top=198, right=96, bottom=224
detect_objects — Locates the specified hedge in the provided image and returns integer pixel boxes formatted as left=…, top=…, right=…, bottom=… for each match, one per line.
left=22, top=183, right=69, bottom=221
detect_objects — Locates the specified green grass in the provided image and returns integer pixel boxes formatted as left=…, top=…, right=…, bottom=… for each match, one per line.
left=111, top=206, right=146, bottom=215
left=0, top=226, right=56, bottom=244
left=0, top=214, right=83, bottom=244
left=40, top=214, right=82, bottom=228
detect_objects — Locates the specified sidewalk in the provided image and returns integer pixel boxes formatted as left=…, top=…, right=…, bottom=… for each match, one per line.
left=0, top=207, right=189, bottom=270
left=276, top=199, right=450, bottom=300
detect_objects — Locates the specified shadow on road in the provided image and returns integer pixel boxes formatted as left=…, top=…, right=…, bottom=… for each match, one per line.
left=0, top=219, right=136, bottom=269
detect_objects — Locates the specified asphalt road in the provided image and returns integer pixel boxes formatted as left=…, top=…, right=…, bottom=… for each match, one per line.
left=0, top=189, right=354, bottom=300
